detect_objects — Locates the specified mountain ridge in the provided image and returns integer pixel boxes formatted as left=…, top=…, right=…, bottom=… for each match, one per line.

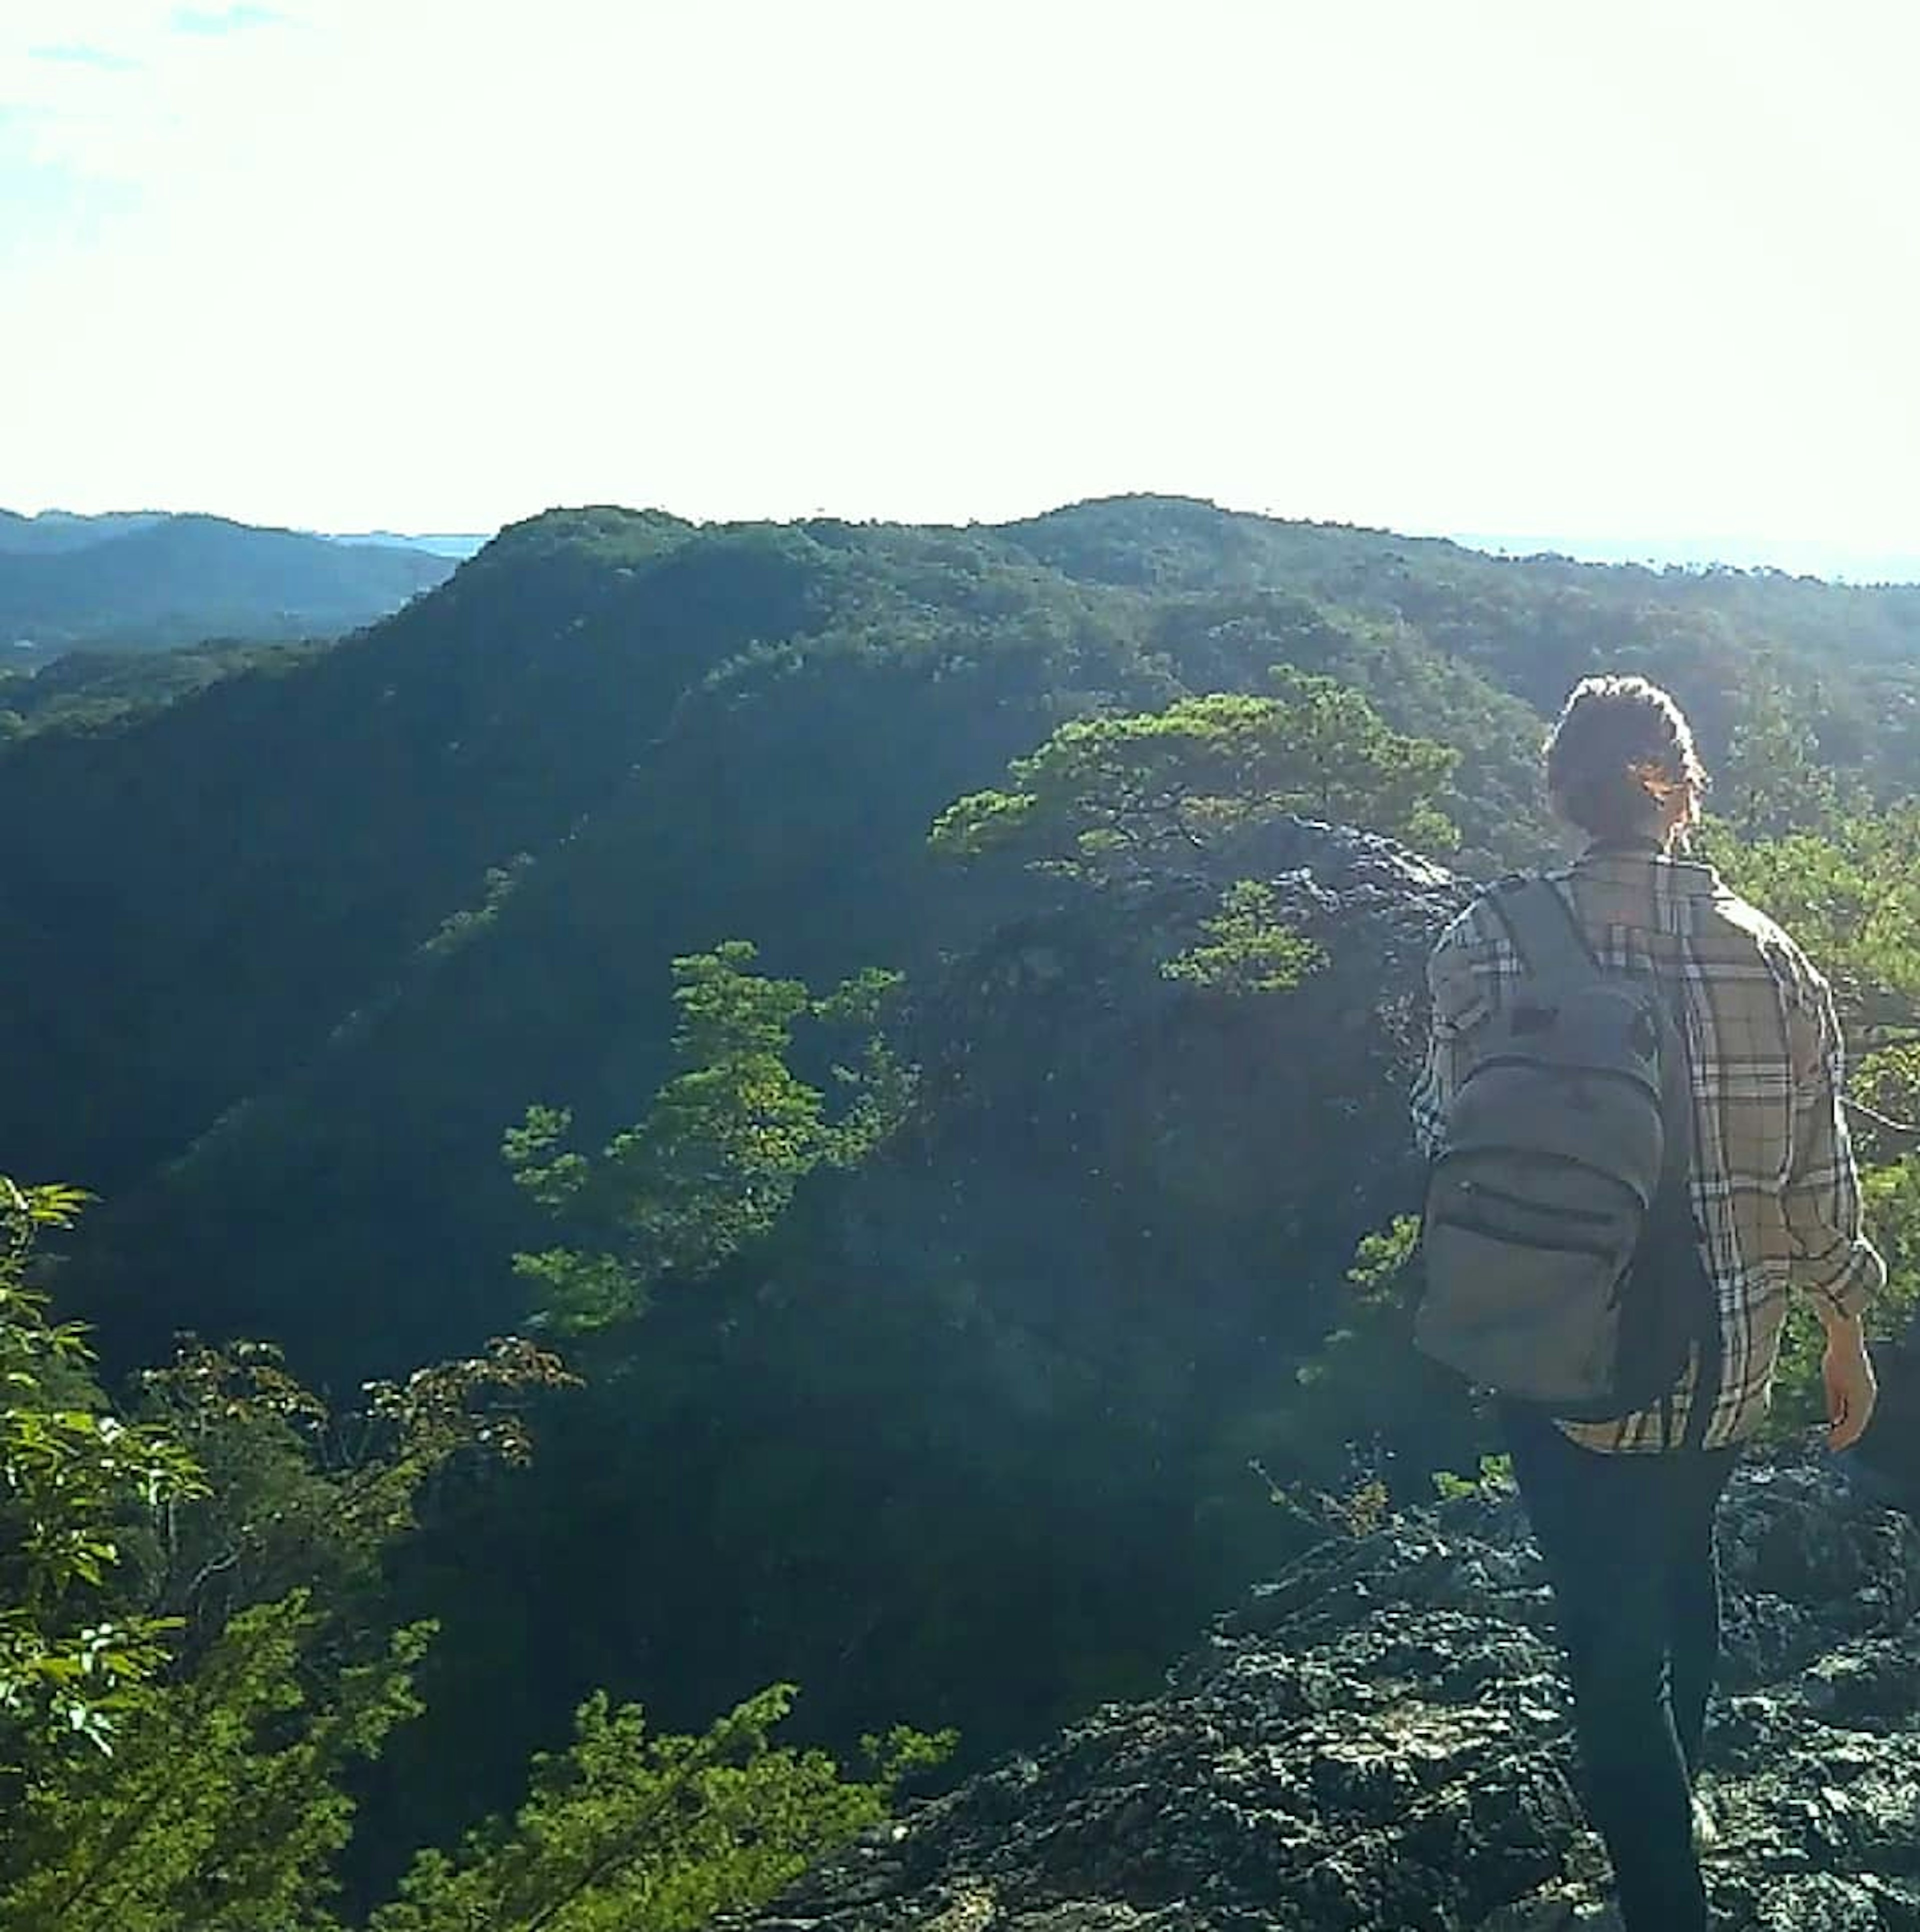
left=0, top=508, right=458, bottom=653
left=22, top=493, right=1920, bottom=1378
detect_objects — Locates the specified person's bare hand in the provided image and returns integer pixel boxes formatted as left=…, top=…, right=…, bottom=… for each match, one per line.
left=1821, top=1313, right=1878, bottom=1453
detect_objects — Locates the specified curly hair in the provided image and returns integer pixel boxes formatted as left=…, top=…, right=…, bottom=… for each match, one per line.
left=1544, top=675, right=1708, bottom=844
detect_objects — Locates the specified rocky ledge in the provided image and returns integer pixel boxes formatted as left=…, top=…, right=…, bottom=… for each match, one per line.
left=744, top=1457, right=1920, bottom=1932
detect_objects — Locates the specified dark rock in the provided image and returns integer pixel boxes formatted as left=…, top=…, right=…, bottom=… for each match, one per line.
left=738, top=1456, right=1920, bottom=1931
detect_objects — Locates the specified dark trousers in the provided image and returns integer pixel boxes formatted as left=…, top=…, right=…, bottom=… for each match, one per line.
left=1502, top=1404, right=1739, bottom=1932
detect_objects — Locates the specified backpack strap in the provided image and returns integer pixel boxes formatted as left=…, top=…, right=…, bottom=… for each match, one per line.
left=1630, top=943, right=1723, bottom=1453
left=1486, top=876, right=1597, bottom=982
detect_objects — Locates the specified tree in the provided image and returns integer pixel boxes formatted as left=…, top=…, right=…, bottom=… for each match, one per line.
left=0, top=1185, right=574, bottom=1930
left=1710, top=677, right=1849, bottom=842
left=0, top=1596, right=430, bottom=1932
left=1158, top=879, right=1326, bottom=997
left=369, top=1691, right=949, bottom=1932
left=930, top=671, right=1456, bottom=998
left=1701, top=802, right=1920, bottom=1033
left=506, top=943, right=914, bottom=1333
left=930, top=671, right=1459, bottom=882
left=0, top=1183, right=943, bottom=1930
left=0, top=1180, right=200, bottom=1763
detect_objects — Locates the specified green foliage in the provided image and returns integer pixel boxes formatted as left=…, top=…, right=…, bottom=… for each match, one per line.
left=0, top=1597, right=430, bottom=1932
left=0, top=1181, right=202, bottom=1758
left=506, top=942, right=914, bottom=1333
left=128, top=1335, right=578, bottom=1642
left=1762, top=1152, right=1920, bottom=1438
left=1711, top=678, right=1851, bottom=841
left=1266, top=1215, right=1485, bottom=1499
left=0, top=1208, right=596, bottom=1926
left=1698, top=678, right=1920, bottom=1035
left=0, top=639, right=308, bottom=746
left=933, top=673, right=1452, bottom=1011
left=1296, top=1212, right=1428, bottom=1420
left=1701, top=756, right=1920, bottom=1434
left=1160, top=880, right=1324, bottom=996
left=2, top=1188, right=938, bottom=1928
left=7, top=1628, right=942, bottom=1932
left=419, top=855, right=536, bottom=961
left=1702, top=802, right=1920, bottom=1020
left=1432, top=1454, right=1514, bottom=1502
left=369, top=1686, right=952, bottom=1932
left=1345, top=1214, right=1423, bottom=1296
left=1132, top=586, right=1552, bottom=869
left=0, top=1186, right=434, bottom=1924
left=930, top=671, right=1459, bottom=881
left=1861, top=1153, right=1920, bottom=1342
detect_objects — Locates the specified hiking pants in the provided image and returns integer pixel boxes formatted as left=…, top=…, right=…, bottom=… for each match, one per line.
left=1501, top=1404, right=1740, bottom=1932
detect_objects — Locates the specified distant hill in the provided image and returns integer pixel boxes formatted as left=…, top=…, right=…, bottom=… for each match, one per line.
left=0, top=510, right=458, bottom=653
left=1452, top=526, right=1920, bottom=584
left=0, top=509, right=170, bottom=555
left=324, top=528, right=493, bottom=559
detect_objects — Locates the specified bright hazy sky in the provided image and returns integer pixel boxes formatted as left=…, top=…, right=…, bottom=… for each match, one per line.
left=4, top=1, right=1918, bottom=569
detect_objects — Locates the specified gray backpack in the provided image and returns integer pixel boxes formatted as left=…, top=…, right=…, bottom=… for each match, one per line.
left=1416, top=876, right=1714, bottom=1427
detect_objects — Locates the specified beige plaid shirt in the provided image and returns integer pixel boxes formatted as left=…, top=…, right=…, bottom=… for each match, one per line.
left=1411, top=845, right=1884, bottom=1452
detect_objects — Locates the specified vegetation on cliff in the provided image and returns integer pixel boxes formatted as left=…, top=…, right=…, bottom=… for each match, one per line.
left=8, top=496, right=1920, bottom=1918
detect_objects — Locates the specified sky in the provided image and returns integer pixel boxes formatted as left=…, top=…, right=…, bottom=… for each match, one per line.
left=3, top=0, right=1918, bottom=572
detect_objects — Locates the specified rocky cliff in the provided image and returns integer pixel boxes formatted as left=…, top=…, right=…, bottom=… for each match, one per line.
left=744, top=1457, right=1920, bottom=1931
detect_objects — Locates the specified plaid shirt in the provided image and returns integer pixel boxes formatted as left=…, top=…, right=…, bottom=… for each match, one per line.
left=1410, top=845, right=1884, bottom=1453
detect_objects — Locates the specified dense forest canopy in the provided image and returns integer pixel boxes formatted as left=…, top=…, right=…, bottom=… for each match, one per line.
left=6, top=494, right=1920, bottom=1928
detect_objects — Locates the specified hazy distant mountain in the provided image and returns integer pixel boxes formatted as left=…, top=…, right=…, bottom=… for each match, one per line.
left=0, top=508, right=171, bottom=556
left=324, top=529, right=493, bottom=559
left=1450, top=528, right=1920, bottom=585
left=0, top=510, right=457, bottom=652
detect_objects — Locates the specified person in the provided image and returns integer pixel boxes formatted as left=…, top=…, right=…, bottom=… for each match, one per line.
left=1410, top=674, right=1883, bottom=1932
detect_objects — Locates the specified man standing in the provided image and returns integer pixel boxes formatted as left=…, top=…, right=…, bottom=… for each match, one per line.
left=1412, top=674, right=1882, bottom=1932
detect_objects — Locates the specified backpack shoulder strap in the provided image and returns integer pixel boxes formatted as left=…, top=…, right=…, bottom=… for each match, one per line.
left=1485, top=876, right=1596, bottom=983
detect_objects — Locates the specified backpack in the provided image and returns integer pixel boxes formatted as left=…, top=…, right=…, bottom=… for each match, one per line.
left=1414, top=875, right=1718, bottom=1433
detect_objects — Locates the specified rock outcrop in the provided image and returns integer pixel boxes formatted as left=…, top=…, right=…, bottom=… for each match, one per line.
left=745, top=1456, right=1920, bottom=1931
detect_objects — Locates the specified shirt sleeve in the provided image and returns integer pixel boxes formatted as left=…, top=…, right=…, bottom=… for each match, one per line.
left=1410, top=915, right=1486, bottom=1160
left=1782, top=965, right=1885, bottom=1318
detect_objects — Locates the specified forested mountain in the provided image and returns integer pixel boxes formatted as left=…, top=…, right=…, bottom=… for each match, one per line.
left=0, top=509, right=456, bottom=655
left=9, top=495, right=1920, bottom=1928
left=0, top=501, right=1573, bottom=1379
left=15, top=495, right=1920, bottom=1358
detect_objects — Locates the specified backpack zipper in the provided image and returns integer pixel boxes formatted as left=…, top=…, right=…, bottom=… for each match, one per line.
left=1429, top=1212, right=1620, bottom=1260
left=1456, top=1179, right=1617, bottom=1226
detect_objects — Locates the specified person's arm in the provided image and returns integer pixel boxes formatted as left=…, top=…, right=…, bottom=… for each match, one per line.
left=1783, top=967, right=1886, bottom=1450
